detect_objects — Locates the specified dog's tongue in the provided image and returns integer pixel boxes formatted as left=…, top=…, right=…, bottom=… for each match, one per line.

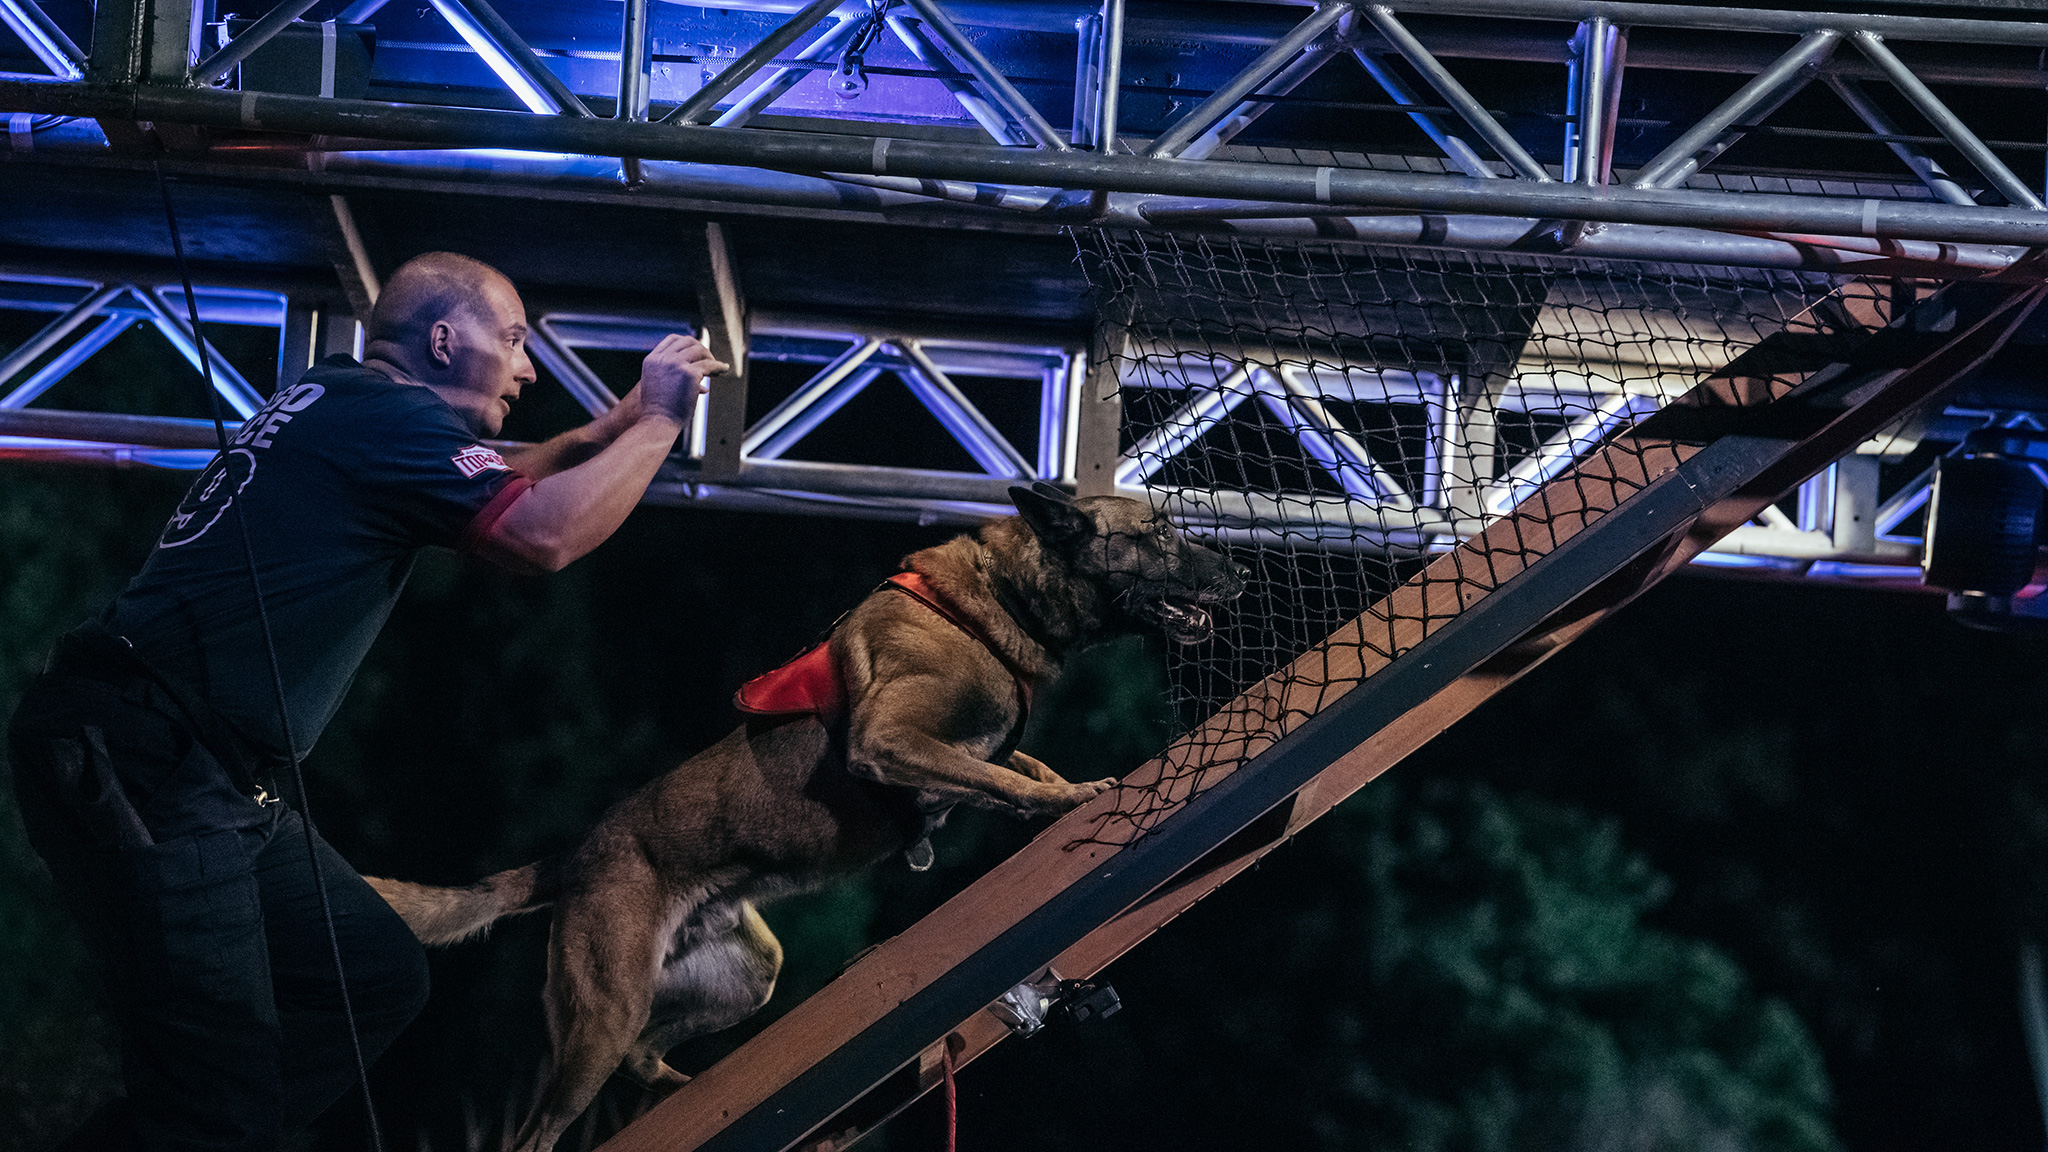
left=1163, top=601, right=1212, bottom=640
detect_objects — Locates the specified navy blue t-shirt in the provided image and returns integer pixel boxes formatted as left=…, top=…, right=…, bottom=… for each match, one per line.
left=104, top=356, right=531, bottom=759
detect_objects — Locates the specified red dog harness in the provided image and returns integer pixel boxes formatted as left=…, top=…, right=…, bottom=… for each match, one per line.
left=734, top=571, right=1036, bottom=723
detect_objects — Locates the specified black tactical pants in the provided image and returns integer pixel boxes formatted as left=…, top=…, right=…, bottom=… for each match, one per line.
left=8, top=666, right=430, bottom=1152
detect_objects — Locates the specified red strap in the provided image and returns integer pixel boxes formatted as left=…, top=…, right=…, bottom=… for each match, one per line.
left=731, top=572, right=1035, bottom=725
left=885, top=572, right=1034, bottom=714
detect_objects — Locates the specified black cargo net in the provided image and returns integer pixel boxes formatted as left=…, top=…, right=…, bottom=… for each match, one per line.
left=1067, top=229, right=1893, bottom=847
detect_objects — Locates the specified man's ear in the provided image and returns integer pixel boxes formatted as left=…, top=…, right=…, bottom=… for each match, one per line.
left=428, top=319, right=456, bottom=369
left=1009, top=484, right=1090, bottom=549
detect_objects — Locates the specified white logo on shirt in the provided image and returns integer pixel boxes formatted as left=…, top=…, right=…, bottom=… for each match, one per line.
left=231, top=381, right=326, bottom=450
left=160, top=449, right=257, bottom=548
left=451, top=445, right=511, bottom=478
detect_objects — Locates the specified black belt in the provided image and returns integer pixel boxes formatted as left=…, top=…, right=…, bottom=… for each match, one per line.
left=45, top=621, right=278, bottom=800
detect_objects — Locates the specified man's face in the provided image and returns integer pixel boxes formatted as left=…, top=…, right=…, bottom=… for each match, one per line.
left=430, top=276, right=535, bottom=438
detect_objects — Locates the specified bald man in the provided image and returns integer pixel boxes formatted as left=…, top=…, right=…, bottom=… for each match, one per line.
left=8, top=252, right=723, bottom=1151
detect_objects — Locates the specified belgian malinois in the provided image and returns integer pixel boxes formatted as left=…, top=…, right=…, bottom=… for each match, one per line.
left=367, top=484, right=1247, bottom=1152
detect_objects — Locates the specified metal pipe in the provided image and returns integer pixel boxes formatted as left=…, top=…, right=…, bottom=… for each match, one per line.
left=1364, top=21, right=2041, bottom=89
left=668, top=0, right=841, bottom=126
left=0, top=282, right=126, bottom=393
left=426, top=0, right=593, bottom=117
left=1, top=314, right=131, bottom=409
left=708, top=16, right=858, bottom=129
left=887, top=15, right=1028, bottom=146
left=1563, top=20, right=1588, bottom=182
left=0, top=406, right=239, bottom=449
left=1350, top=48, right=1493, bottom=179
left=1117, top=367, right=1251, bottom=487
left=524, top=323, right=619, bottom=416
left=616, top=0, right=652, bottom=122
left=1485, top=391, right=1643, bottom=511
left=406, top=0, right=2048, bottom=54
left=11, top=82, right=2048, bottom=249
left=1097, top=0, right=1125, bottom=154
left=1267, top=366, right=1411, bottom=506
left=745, top=337, right=884, bottom=457
left=1127, top=198, right=2019, bottom=271
left=1735, top=231, right=2017, bottom=273
left=1851, top=30, right=2044, bottom=212
left=1037, top=361, right=1068, bottom=479
left=1071, top=13, right=1101, bottom=149
left=328, top=193, right=380, bottom=308
left=191, top=0, right=326, bottom=86
left=749, top=364, right=882, bottom=458
left=901, top=0, right=1069, bottom=150
left=1566, top=16, right=1623, bottom=186
left=337, top=0, right=391, bottom=22
left=1824, top=74, right=1971, bottom=208
left=1359, top=4, right=1549, bottom=180
left=1380, top=0, right=2048, bottom=46
left=896, top=339, right=1035, bottom=478
left=814, top=169, right=1059, bottom=211
left=1630, top=29, right=1839, bottom=190
left=0, top=0, right=84, bottom=80
left=129, top=288, right=267, bottom=417
left=1176, top=40, right=1341, bottom=162
left=1146, top=1, right=1348, bottom=158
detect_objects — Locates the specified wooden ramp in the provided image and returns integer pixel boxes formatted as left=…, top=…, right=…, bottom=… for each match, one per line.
left=603, top=275, right=2044, bottom=1152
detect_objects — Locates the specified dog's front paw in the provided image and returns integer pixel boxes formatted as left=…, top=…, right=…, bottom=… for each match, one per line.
left=1022, top=776, right=1115, bottom=817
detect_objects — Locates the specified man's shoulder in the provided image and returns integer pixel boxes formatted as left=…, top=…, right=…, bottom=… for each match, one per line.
left=295, top=358, right=462, bottom=427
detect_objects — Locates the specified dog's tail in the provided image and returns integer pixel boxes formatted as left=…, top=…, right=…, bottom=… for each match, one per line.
left=366, top=857, right=561, bottom=946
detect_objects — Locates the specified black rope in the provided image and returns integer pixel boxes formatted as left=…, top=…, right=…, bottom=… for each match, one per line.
left=155, top=163, right=387, bottom=1152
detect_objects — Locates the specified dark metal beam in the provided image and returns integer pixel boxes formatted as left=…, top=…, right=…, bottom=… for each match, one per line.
left=1381, top=0, right=2048, bottom=44
left=190, top=0, right=326, bottom=87
left=6, top=81, right=2047, bottom=247
left=0, top=0, right=86, bottom=79
left=666, top=0, right=840, bottom=126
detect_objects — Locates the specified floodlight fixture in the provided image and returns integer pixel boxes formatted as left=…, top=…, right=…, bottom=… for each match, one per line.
left=1921, top=429, right=2048, bottom=629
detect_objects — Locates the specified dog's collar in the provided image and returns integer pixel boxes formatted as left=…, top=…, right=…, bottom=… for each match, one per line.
left=989, top=579, right=1063, bottom=664
left=885, top=571, right=1036, bottom=716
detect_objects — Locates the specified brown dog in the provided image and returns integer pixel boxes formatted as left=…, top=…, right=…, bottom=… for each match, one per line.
left=367, top=484, right=1246, bottom=1152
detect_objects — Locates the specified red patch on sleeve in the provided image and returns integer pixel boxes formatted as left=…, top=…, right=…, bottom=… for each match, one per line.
left=457, top=474, right=534, bottom=555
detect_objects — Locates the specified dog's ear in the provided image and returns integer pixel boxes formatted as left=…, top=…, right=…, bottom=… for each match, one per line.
left=1010, top=484, right=1090, bottom=548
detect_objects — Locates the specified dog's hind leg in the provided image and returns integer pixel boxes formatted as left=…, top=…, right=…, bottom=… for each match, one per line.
left=620, top=901, right=783, bottom=1091
left=513, top=863, right=673, bottom=1152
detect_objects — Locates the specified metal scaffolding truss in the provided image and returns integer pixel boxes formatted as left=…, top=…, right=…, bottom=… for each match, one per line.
left=0, top=268, right=1982, bottom=585
left=5, top=0, right=2048, bottom=272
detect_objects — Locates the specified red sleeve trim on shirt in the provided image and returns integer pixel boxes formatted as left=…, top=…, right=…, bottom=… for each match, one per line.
left=457, top=474, right=535, bottom=555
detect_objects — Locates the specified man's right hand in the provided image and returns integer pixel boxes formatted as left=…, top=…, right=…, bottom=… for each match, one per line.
left=635, top=333, right=729, bottom=425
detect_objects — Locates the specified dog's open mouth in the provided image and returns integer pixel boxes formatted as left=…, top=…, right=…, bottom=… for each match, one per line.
left=1156, top=597, right=1215, bottom=645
